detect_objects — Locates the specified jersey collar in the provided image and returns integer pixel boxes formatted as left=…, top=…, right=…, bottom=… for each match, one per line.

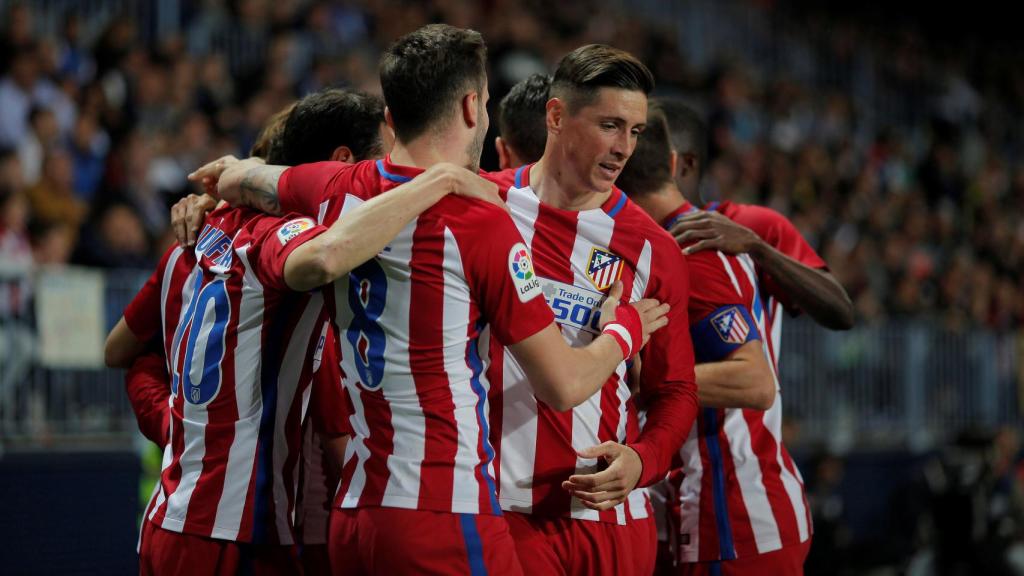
left=376, top=156, right=424, bottom=184
left=516, top=163, right=629, bottom=219
left=661, top=201, right=698, bottom=230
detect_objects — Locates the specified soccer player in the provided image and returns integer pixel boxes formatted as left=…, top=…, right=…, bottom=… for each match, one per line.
left=191, top=25, right=670, bottom=576
left=105, top=116, right=514, bottom=576
left=617, top=102, right=800, bottom=575
left=662, top=99, right=854, bottom=334
left=495, top=73, right=551, bottom=170
left=481, top=45, right=698, bottom=576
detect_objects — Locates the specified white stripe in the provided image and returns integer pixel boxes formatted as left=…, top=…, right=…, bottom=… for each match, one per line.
left=764, top=399, right=809, bottom=540
left=497, top=345, right=538, bottom=513
left=372, top=224, right=425, bottom=510
left=270, top=293, right=323, bottom=543
left=442, top=227, right=483, bottom=514
left=677, top=424, right=703, bottom=561
left=160, top=262, right=208, bottom=533
left=159, top=247, right=184, bottom=357
left=601, top=323, right=633, bottom=355
left=316, top=200, right=330, bottom=225
left=723, top=409, right=782, bottom=552
left=208, top=245, right=263, bottom=541
left=568, top=209, right=616, bottom=522
left=507, top=187, right=540, bottom=248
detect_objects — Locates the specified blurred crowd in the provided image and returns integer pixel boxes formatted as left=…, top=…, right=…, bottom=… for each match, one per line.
left=0, top=0, right=1022, bottom=332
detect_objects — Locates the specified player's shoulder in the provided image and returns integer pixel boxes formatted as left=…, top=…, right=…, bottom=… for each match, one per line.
left=484, top=166, right=519, bottom=197
left=721, top=201, right=791, bottom=233
left=617, top=197, right=683, bottom=255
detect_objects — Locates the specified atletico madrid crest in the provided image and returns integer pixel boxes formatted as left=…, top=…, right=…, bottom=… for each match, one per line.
left=586, top=247, right=624, bottom=291
left=711, top=306, right=750, bottom=344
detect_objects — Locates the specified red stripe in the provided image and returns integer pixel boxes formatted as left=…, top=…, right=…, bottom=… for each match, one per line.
left=742, top=410, right=800, bottom=547
left=356, top=387, right=395, bottom=507
left=408, top=218, right=458, bottom=508
left=528, top=202, right=578, bottom=517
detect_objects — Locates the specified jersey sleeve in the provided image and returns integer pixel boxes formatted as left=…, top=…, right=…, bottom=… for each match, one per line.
left=125, top=351, right=170, bottom=447
left=628, top=240, right=699, bottom=488
left=685, top=250, right=761, bottom=363
left=277, top=161, right=355, bottom=219
left=738, top=206, right=827, bottom=311
left=244, top=213, right=329, bottom=292
left=123, top=245, right=176, bottom=342
left=310, top=320, right=353, bottom=437
left=457, top=202, right=553, bottom=345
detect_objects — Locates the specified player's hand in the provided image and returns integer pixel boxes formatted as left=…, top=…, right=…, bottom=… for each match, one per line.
left=669, top=210, right=763, bottom=255
left=599, top=281, right=670, bottom=348
left=426, top=163, right=508, bottom=211
left=187, top=155, right=240, bottom=199
left=561, top=441, right=643, bottom=511
left=171, top=194, right=218, bottom=247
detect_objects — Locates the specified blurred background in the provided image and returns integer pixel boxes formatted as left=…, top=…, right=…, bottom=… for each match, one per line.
left=0, top=0, right=1021, bottom=574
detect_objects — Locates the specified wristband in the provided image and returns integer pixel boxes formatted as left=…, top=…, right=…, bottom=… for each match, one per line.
left=602, top=302, right=643, bottom=359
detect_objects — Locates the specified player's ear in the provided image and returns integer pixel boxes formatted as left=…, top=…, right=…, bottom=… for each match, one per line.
left=462, top=91, right=480, bottom=129
left=495, top=137, right=512, bottom=171
left=678, top=152, right=698, bottom=179
left=546, top=98, right=563, bottom=135
left=331, top=146, right=355, bottom=164
left=669, top=150, right=678, bottom=178
left=384, top=106, right=395, bottom=130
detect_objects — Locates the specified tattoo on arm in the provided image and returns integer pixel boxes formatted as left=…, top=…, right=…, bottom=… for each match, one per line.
left=239, top=166, right=286, bottom=215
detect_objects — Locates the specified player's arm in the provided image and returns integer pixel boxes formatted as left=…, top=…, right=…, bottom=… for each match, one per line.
left=696, top=342, right=774, bottom=410
left=509, top=282, right=669, bottom=411
left=125, top=352, right=171, bottom=447
left=105, top=253, right=168, bottom=368
left=670, top=210, right=854, bottom=330
left=188, top=155, right=505, bottom=217
left=105, top=317, right=147, bottom=368
left=282, top=165, right=505, bottom=291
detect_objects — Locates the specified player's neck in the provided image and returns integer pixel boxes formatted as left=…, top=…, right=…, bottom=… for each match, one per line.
left=390, top=136, right=472, bottom=172
left=635, top=183, right=687, bottom=225
left=529, top=158, right=610, bottom=212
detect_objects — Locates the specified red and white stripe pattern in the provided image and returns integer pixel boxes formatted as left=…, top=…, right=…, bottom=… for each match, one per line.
left=671, top=251, right=812, bottom=561
left=139, top=210, right=327, bottom=545
left=277, top=159, right=554, bottom=517
left=486, top=171, right=683, bottom=525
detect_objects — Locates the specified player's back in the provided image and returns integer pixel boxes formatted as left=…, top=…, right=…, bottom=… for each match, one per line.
left=132, top=204, right=329, bottom=544
left=662, top=201, right=812, bottom=561
left=282, top=159, right=554, bottom=516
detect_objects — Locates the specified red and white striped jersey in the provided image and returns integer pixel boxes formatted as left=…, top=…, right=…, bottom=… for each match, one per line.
left=483, top=164, right=699, bottom=525
left=124, top=205, right=330, bottom=544
left=275, top=158, right=554, bottom=516
left=653, top=201, right=814, bottom=562
left=296, top=321, right=350, bottom=546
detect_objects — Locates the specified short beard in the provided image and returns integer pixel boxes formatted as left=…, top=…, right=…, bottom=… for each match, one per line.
left=464, top=106, right=486, bottom=172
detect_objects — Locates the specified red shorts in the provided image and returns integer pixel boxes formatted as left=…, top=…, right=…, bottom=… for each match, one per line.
left=504, top=511, right=657, bottom=576
left=138, top=519, right=301, bottom=576
left=328, top=507, right=524, bottom=575
left=671, top=539, right=811, bottom=576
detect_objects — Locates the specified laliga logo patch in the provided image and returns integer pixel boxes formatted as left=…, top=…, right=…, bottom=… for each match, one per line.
left=712, top=306, right=750, bottom=344
left=586, top=247, right=623, bottom=291
left=278, top=218, right=315, bottom=246
left=508, top=242, right=541, bottom=302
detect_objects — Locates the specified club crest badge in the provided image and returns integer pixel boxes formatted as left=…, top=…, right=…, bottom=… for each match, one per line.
left=586, top=247, right=623, bottom=291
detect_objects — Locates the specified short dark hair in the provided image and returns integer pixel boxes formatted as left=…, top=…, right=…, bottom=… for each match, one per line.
left=550, top=44, right=654, bottom=113
left=617, top=102, right=672, bottom=197
left=380, top=24, right=487, bottom=142
left=498, top=74, right=551, bottom=164
left=251, top=103, right=295, bottom=161
left=658, top=98, right=707, bottom=177
left=273, top=89, right=385, bottom=165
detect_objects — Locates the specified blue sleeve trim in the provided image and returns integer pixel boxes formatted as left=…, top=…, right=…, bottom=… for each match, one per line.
left=690, top=305, right=760, bottom=363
